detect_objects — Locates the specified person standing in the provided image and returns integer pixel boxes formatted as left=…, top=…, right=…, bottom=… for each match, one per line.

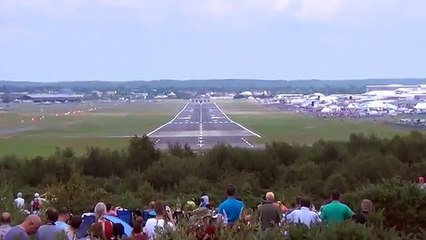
left=217, top=184, right=245, bottom=227
left=286, top=197, right=321, bottom=228
left=0, top=212, right=12, bottom=239
left=320, top=190, right=354, bottom=226
left=56, top=207, right=70, bottom=230
left=4, top=215, right=41, bottom=240
left=36, top=208, right=67, bottom=240
left=256, top=192, right=282, bottom=230
left=14, top=193, right=25, bottom=210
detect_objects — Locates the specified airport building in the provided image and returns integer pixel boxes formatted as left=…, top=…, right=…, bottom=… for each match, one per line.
left=20, top=93, right=84, bottom=103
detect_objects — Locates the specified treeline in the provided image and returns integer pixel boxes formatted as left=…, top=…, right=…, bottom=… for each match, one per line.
left=2, top=78, right=426, bottom=94
left=1, top=132, right=426, bottom=234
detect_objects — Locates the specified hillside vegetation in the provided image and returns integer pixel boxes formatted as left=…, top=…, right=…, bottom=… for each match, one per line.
left=1, top=132, right=426, bottom=238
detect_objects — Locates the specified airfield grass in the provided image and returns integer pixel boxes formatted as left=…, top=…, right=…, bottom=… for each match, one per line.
left=0, top=101, right=185, bottom=157
left=216, top=100, right=413, bottom=144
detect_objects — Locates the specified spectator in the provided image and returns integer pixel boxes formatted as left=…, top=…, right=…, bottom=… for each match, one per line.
left=4, top=215, right=41, bottom=240
left=199, top=193, right=210, bottom=208
left=217, top=184, right=245, bottom=227
left=112, top=223, right=125, bottom=240
left=320, top=190, right=354, bottom=226
left=353, top=199, right=374, bottom=224
left=188, top=207, right=215, bottom=240
left=94, top=202, right=113, bottom=239
left=0, top=212, right=12, bottom=239
left=66, top=215, right=82, bottom=240
left=88, top=222, right=106, bottom=240
left=56, top=207, right=70, bottom=230
left=143, top=201, right=175, bottom=240
left=286, top=197, right=321, bottom=228
left=256, top=192, right=282, bottom=230
left=14, top=192, right=25, bottom=209
left=30, top=193, right=42, bottom=215
left=131, top=225, right=146, bottom=240
left=143, top=201, right=156, bottom=224
left=417, top=176, right=426, bottom=190
left=106, top=203, right=118, bottom=217
left=36, top=207, right=67, bottom=240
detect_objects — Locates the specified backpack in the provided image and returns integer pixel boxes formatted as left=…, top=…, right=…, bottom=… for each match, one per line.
left=32, top=198, right=40, bottom=211
left=101, top=220, right=113, bottom=239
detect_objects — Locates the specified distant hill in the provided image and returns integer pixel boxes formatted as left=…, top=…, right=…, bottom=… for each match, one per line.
left=1, top=79, right=425, bottom=94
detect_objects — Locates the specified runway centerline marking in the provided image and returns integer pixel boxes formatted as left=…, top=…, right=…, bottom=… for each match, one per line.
left=213, top=102, right=262, bottom=138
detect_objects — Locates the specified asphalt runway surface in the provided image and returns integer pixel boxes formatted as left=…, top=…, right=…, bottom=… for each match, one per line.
left=148, top=102, right=262, bottom=150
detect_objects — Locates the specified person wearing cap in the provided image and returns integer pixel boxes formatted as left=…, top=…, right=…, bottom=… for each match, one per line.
left=30, top=193, right=42, bottom=215
left=199, top=193, right=210, bottom=208
left=352, top=199, right=374, bottom=224
left=256, top=192, right=282, bottom=230
left=188, top=207, right=215, bottom=240
left=14, top=192, right=25, bottom=209
left=217, top=184, right=245, bottom=227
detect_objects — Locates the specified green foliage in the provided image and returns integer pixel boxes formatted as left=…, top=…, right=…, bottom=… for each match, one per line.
left=2, top=133, right=426, bottom=235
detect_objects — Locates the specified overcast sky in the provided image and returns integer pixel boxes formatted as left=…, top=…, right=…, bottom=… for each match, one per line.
left=0, top=0, right=425, bottom=82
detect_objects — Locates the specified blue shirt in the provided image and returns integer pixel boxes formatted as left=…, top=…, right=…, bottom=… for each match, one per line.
left=218, top=197, right=245, bottom=225
left=55, top=221, right=70, bottom=230
left=4, top=226, right=29, bottom=240
left=35, top=224, right=66, bottom=240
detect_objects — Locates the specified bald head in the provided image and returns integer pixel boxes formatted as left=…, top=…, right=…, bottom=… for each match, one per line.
left=1, top=212, right=11, bottom=224
left=22, top=215, right=42, bottom=234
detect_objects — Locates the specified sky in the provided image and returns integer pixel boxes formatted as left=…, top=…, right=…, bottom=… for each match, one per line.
left=0, top=0, right=425, bottom=82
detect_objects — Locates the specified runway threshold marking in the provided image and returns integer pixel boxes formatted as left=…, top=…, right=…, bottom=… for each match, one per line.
left=146, top=103, right=189, bottom=136
left=213, top=102, right=262, bottom=138
left=241, top=137, right=254, bottom=148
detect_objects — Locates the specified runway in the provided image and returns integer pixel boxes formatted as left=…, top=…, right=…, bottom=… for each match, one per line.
left=147, top=102, right=262, bottom=150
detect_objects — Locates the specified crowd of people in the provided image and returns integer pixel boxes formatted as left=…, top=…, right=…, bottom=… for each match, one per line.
left=0, top=184, right=377, bottom=240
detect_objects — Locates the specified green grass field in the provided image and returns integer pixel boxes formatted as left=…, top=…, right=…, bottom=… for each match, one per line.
left=0, top=99, right=420, bottom=157
left=216, top=100, right=413, bottom=144
left=0, top=101, right=184, bottom=157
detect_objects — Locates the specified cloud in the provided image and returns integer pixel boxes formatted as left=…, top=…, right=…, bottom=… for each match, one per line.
left=0, top=0, right=423, bottom=24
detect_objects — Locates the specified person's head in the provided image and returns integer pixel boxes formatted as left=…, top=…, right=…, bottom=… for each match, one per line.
left=265, top=192, right=275, bottom=202
left=69, top=215, right=82, bottom=230
left=113, top=223, right=125, bottom=238
left=361, top=199, right=373, bottom=214
left=226, top=184, right=236, bottom=197
left=17, top=192, right=23, bottom=198
left=294, top=196, right=303, bottom=208
left=94, top=202, right=107, bottom=220
left=300, top=197, right=311, bottom=208
left=0, top=212, right=11, bottom=225
left=132, top=224, right=142, bottom=235
left=149, top=201, right=156, bottom=210
left=331, top=189, right=340, bottom=201
left=154, top=201, right=165, bottom=216
left=419, top=176, right=425, bottom=184
left=106, top=203, right=113, bottom=212
left=89, top=222, right=105, bottom=239
left=191, top=207, right=211, bottom=225
left=45, top=208, right=59, bottom=223
left=34, top=193, right=40, bottom=198
left=21, top=215, right=42, bottom=234
left=58, top=207, right=70, bottom=222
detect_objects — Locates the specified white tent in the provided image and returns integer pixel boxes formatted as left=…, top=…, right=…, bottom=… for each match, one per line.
left=415, top=102, right=426, bottom=110
left=321, top=107, right=332, bottom=113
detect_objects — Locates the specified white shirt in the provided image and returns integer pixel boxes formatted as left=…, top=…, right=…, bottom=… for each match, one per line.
left=14, top=197, right=25, bottom=209
left=143, top=218, right=175, bottom=240
left=286, top=207, right=321, bottom=228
